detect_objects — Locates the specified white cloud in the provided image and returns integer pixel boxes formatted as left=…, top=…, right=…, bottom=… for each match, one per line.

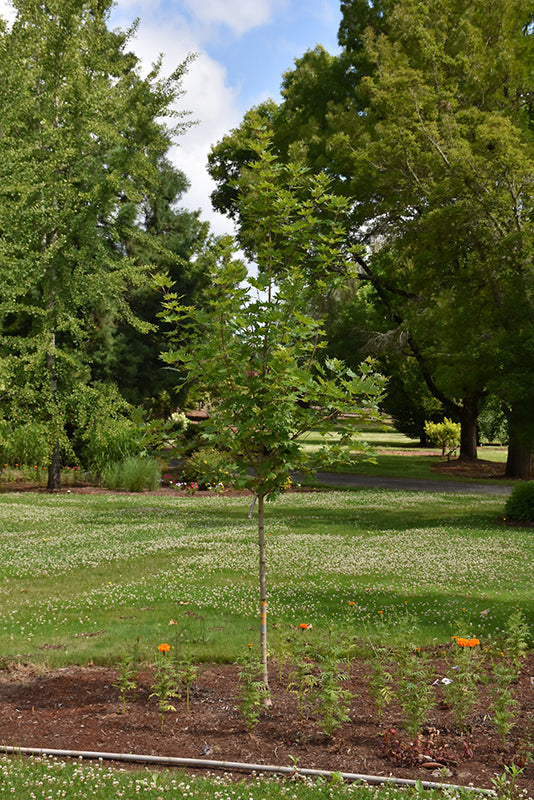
left=181, top=0, right=286, bottom=38
left=0, top=0, right=14, bottom=24
left=114, top=11, right=240, bottom=236
left=173, top=51, right=242, bottom=236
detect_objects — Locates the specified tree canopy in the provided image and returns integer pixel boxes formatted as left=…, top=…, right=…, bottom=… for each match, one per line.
left=207, top=0, right=534, bottom=474
left=164, top=132, right=384, bottom=692
left=0, top=0, right=193, bottom=487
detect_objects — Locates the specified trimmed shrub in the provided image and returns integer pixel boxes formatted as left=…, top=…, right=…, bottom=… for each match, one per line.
left=504, top=482, right=534, bottom=522
left=424, top=418, right=461, bottom=460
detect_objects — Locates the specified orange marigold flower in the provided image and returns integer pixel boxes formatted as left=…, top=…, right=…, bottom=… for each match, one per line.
left=348, top=601, right=356, bottom=606
left=456, top=637, right=471, bottom=647
left=468, top=638, right=480, bottom=647
left=158, top=642, right=171, bottom=653
left=299, top=623, right=309, bottom=630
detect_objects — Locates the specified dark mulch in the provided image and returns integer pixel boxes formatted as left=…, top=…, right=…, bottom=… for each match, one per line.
left=0, top=654, right=533, bottom=793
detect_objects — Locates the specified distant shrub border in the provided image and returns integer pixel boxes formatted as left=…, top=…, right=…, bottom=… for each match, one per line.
left=504, top=481, right=534, bottom=523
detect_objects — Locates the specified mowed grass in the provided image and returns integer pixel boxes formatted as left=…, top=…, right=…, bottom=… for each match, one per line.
left=0, top=756, right=474, bottom=800
left=0, top=487, right=530, bottom=667
left=300, top=426, right=509, bottom=481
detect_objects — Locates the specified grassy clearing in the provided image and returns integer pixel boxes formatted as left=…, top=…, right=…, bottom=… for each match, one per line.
left=0, top=489, right=530, bottom=666
left=300, top=426, right=508, bottom=481
left=0, top=755, right=479, bottom=799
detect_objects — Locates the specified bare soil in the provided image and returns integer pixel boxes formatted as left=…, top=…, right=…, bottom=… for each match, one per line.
left=0, top=654, right=533, bottom=793
left=430, top=458, right=507, bottom=480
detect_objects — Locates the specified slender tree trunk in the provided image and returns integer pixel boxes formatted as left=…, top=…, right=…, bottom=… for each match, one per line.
left=257, top=492, right=271, bottom=704
left=47, top=440, right=61, bottom=492
left=46, top=330, right=61, bottom=492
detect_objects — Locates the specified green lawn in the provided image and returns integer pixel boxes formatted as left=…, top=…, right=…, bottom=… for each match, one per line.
left=0, top=488, right=528, bottom=667
left=0, top=755, right=476, bottom=800
left=0, top=487, right=527, bottom=799
left=300, top=426, right=509, bottom=482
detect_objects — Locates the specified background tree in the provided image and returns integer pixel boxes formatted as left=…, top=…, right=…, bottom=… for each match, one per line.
left=207, top=0, right=534, bottom=473
left=353, top=0, right=534, bottom=473
left=105, top=157, right=212, bottom=413
left=163, top=133, right=384, bottom=694
left=0, top=0, right=193, bottom=489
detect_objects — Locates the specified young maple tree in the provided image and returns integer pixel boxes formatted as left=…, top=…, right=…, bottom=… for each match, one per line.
left=162, top=132, right=384, bottom=694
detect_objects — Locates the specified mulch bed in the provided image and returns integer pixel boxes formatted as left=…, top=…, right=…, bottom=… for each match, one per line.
left=0, top=654, right=533, bottom=792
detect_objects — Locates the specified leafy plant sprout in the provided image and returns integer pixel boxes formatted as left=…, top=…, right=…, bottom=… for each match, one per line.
left=149, top=643, right=180, bottom=731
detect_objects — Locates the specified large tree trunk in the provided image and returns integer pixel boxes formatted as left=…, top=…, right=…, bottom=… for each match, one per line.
left=458, top=396, right=479, bottom=460
left=505, top=402, right=533, bottom=480
left=505, top=442, right=532, bottom=480
left=257, top=493, right=271, bottom=704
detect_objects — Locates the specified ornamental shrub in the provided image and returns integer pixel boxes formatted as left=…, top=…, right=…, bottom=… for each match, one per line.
left=504, top=481, right=534, bottom=522
left=101, top=456, right=161, bottom=492
left=424, top=418, right=461, bottom=460
left=182, top=447, right=236, bottom=490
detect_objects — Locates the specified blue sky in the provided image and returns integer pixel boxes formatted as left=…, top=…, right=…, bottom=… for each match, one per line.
left=0, top=0, right=343, bottom=235
left=107, top=0, right=343, bottom=234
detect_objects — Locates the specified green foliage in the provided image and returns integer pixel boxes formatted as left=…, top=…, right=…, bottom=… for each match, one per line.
left=365, top=644, right=395, bottom=724
left=100, top=456, right=161, bottom=492
left=490, top=661, right=520, bottom=747
left=504, top=482, right=534, bottom=522
left=114, top=638, right=141, bottom=713
left=0, top=0, right=193, bottom=487
left=287, top=639, right=318, bottom=719
left=503, top=610, right=530, bottom=678
left=164, top=132, right=384, bottom=501
left=424, top=419, right=461, bottom=460
left=0, top=420, right=52, bottom=467
left=237, top=651, right=270, bottom=732
left=478, top=397, right=508, bottom=446
left=149, top=645, right=180, bottom=732
left=311, top=657, right=352, bottom=737
left=491, top=763, right=526, bottom=800
left=177, top=653, right=201, bottom=714
left=182, top=447, right=236, bottom=490
left=444, top=643, right=483, bottom=731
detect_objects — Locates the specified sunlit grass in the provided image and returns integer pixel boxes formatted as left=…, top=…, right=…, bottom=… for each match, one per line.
left=300, top=425, right=509, bottom=481
left=0, top=755, right=486, bottom=800
left=0, top=488, right=529, bottom=666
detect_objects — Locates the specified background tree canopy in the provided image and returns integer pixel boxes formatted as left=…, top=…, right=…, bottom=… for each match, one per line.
left=207, top=0, right=534, bottom=477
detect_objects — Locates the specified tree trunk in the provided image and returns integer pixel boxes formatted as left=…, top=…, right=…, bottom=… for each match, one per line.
left=505, top=402, right=533, bottom=479
left=46, top=329, right=61, bottom=492
left=458, top=397, right=479, bottom=460
left=47, top=440, right=61, bottom=492
left=257, top=493, right=271, bottom=704
left=505, top=442, right=532, bottom=480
